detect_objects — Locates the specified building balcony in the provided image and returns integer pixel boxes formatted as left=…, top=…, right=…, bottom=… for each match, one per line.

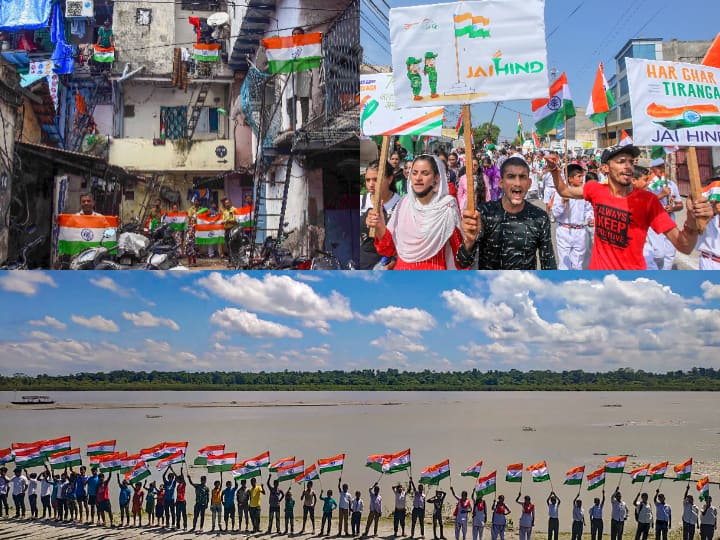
left=108, top=138, right=234, bottom=172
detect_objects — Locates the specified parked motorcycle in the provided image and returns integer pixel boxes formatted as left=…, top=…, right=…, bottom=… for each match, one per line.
left=144, top=223, right=186, bottom=270
left=310, top=243, right=355, bottom=270
left=69, top=228, right=122, bottom=270
left=116, top=219, right=150, bottom=267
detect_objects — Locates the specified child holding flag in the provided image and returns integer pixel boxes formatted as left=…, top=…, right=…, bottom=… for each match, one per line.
left=131, top=482, right=144, bottom=526
left=682, top=485, right=699, bottom=540
left=117, top=476, right=132, bottom=526
left=144, top=480, right=158, bottom=526
left=515, top=493, right=535, bottom=540
left=491, top=495, right=511, bottom=540
left=572, top=496, right=586, bottom=540
left=320, top=488, right=338, bottom=536
left=547, top=491, right=561, bottom=540
left=451, top=486, right=472, bottom=540
left=285, top=487, right=296, bottom=535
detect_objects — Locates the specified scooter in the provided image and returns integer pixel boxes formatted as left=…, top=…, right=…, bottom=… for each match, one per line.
left=144, top=223, right=186, bottom=270
left=116, top=219, right=150, bottom=267
left=69, top=228, right=122, bottom=270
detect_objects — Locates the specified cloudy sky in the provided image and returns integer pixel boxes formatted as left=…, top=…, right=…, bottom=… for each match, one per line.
left=0, top=271, right=718, bottom=375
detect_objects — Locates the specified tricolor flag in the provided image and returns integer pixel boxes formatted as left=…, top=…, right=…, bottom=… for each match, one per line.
left=233, top=463, right=263, bottom=480
left=93, top=44, right=115, bottom=63
left=506, top=463, right=523, bottom=483
left=156, top=450, right=186, bottom=470
left=630, top=464, right=650, bottom=484
left=207, top=452, right=237, bottom=473
left=98, top=452, right=127, bottom=473
left=702, top=180, right=720, bottom=202
left=119, top=453, right=144, bottom=474
left=87, top=440, right=116, bottom=457
left=419, top=459, right=450, bottom=485
left=527, top=461, right=550, bottom=483
left=532, top=72, right=576, bottom=137
left=270, top=456, right=296, bottom=473
left=14, top=446, right=44, bottom=468
left=649, top=462, right=669, bottom=482
left=604, top=456, right=627, bottom=474
left=12, top=441, right=41, bottom=453
left=701, top=32, right=720, bottom=68
left=40, top=436, right=72, bottom=456
left=141, top=443, right=168, bottom=462
left=57, top=214, right=119, bottom=255
left=619, top=130, right=633, bottom=147
left=233, top=205, right=255, bottom=229
left=517, top=114, right=525, bottom=143
left=453, top=12, right=490, bottom=39
left=587, top=466, right=606, bottom=491
left=461, top=460, right=483, bottom=478
left=242, top=451, right=271, bottom=469
left=697, top=476, right=710, bottom=502
left=195, top=211, right=225, bottom=245
left=193, top=43, right=220, bottom=63
left=318, top=454, right=345, bottom=475
left=195, top=445, right=225, bottom=466
left=262, top=32, right=322, bottom=74
left=532, top=131, right=541, bottom=149
left=383, top=449, right=411, bottom=474
left=674, top=459, right=692, bottom=481
left=277, top=460, right=304, bottom=482
left=125, top=461, right=151, bottom=484
left=296, top=463, right=319, bottom=483
left=161, top=442, right=189, bottom=460
left=49, top=448, right=82, bottom=470
left=163, top=212, right=188, bottom=232
left=366, top=454, right=390, bottom=473
left=586, top=62, right=615, bottom=125
left=0, top=448, right=13, bottom=465
left=475, top=471, right=497, bottom=497
left=564, top=466, right=584, bottom=486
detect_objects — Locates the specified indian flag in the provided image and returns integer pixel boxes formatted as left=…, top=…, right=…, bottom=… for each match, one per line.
left=587, top=467, right=606, bottom=491
left=196, top=211, right=224, bottom=245
left=605, top=456, right=627, bottom=474
left=532, top=131, right=541, bottom=149
left=15, top=445, right=44, bottom=468
left=619, top=129, right=633, bottom=147
left=233, top=205, right=254, bottom=228
left=475, top=471, right=497, bottom=497
left=141, top=443, right=167, bottom=462
left=461, top=460, right=483, bottom=478
left=564, top=466, right=584, bottom=486
left=57, top=214, right=119, bottom=256
left=318, top=454, right=345, bottom=475
left=164, top=212, right=188, bottom=232
left=586, top=62, right=615, bottom=125
left=517, top=114, right=524, bottom=143
left=262, top=32, right=322, bottom=74
left=702, top=180, right=720, bottom=202
left=49, top=448, right=82, bottom=470
left=195, top=445, right=225, bottom=466
left=126, top=461, right=151, bottom=485
left=631, top=464, right=650, bottom=484
left=296, top=463, right=319, bottom=483
left=674, top=458, right=692, bottom=481
left=98, top=452, right=127, bottom=473
left=383, top=449, right=411, bottom=474
left=161, top=442, right=188, bottom=459
left=697, top=476, right=710, bottom=502
left=120, top=453, right=144, bottom=474
left=0, top=448, right=13, bottom=465
left=649, top=462, right=668, bottom=482
left=506, top=463, right=523, bottom=483
left=278, top=460, right=304, bottom=482
left=270, top=456, right=296, bottom=472
left=527, top=461, right=550, bottom=483
left=157, top=450, right=185, bottom=470
left=243, top=451, right=271, bottom=469
left=419, top=459, right=450, bottom=485
left=93, top=44, right=115, bottom=63
left=453, top=13, right=490, bottom=39
left=207, top=452, right=236, bottom=473
left=366, top=454, right=390, bottom=473
left=87, top=440, right=116, bottom=457
left=193, top=43, right=220, bottom=62
left=532, top=72, right=576, bottom=137
left=233, top=463, right=263, bottom=480
left=12, top=441, right=41, bottom=452
left=40, top=436, right=71, bottom=456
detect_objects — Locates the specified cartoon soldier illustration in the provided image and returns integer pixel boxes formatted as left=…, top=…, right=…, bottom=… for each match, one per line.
left=406, top=56, right=423, bottom=101
left=424, top=52, right=439, bottom=98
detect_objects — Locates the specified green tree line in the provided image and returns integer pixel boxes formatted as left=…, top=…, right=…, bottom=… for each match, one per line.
left=1, top=368, right=719, bottom=391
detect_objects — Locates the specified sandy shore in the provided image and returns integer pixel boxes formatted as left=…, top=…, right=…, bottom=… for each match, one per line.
left=0, top=401, right=403, bottom=411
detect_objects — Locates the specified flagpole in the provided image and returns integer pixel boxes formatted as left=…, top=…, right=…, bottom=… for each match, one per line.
left=463, top=104, right=475, bottom=211
left=370, top=135, right=390, bottom=238
left=454, top=31, right=461, bottom=84
left=603, top=118, right=609, bottom=147
left=687, top=147, right=711, bottom=234
left=563, top=114, right=570, bottom=217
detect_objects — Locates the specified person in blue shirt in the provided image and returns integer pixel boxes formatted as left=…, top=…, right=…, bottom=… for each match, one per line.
left=222, top=480, right=238, bottom=531
left=117, top=476, right=132, bottom=526
left=162, top=466, right=177, bottom=528
left=73, top=466, right=89, bottom=522
left=86, top=467, right=100, bottom=524
left=320, top=489, right=338, bottom=536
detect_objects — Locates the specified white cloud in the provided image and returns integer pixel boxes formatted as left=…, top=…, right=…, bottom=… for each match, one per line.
left=370, top=332, right=426, bottom=353
left=293, top=274, right=323, bottom=283
left=701, top=280, right=720, bottom=300
left=28, top=316, right=66, bottom=330
left=180, top=286, right=209, bottom=300
left=378, top=350, right=408, bottom=365
left=89, top=276, right=129, bottom=297
left=209, top=308, right=302, bottom=339
left=71, top=315, right=119, bottom=333
left=0, top=272, right=57, bottom=295
left=28, top=331, right=53, bottom=341
left=212, top=331, right=230, bottom=341
left=303, top=319, right=331, bottom=334
left=122, top=311, right=180, bottom=331
left=363, top=306, right=436, bottom=336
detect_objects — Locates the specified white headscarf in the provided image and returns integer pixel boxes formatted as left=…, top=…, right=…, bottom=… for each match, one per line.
left=386, top=155, right=462, bottom=266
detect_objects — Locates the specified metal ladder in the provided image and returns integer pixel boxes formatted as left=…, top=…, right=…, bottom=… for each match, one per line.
left=186, top=82, right=210, bottom=140
left=68, top=80, right=102, bottom=152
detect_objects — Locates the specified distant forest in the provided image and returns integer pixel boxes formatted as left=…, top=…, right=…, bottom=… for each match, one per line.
left=1, top=368, right=720, bottom=391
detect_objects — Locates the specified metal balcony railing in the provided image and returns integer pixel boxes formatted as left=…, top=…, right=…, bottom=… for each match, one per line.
left=322, top=0, right=359, bottom=124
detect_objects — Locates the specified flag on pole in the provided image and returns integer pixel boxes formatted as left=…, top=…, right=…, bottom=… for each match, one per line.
left=455, top=114, right=464, bottom=136
left=532, top=72, right=576, bottom=137
left=0, top=448, right=13, bottom=465
left=161, top=442, right=188, bottom=460
left=586, top=62, right=615, bottom=125
left=383, top=449, right=411, bottom=474
left=527, top=461, right=550, bottom=482
left=517, top=114, right=525, bottom=142
left=207, top=452, right=237, bottom=473
left=506, top=463, right=523, bottom=483
left=277, top=460, right=304, bottom=482
left=461, top=460, right=483, bottom=478
left=587, top=467, right=606, bottom=490
left=270, top=456, right=296, bottom=473
left=233, top=205, right=255, bottom=229
left=630, top=464, right=650, bottom=484
left=604, top=456, right=627, bottom=474
left=233, top=463, right=263, bottom=480
left=242, top=451, right=271, bottom=469
left=193, top=43, right=221, bottom=62
left=262, top=32, right=322, bottom=74
left=140, top=443, right=167, bottom=462
left=419, top=459, right=451, bottom=485
left=119, top=453, right=144, bottom=474
left=156, top=450, right=185, bottom=470
left=87, top=440, right=116, bottom=457
left=49, top=448, right=82, bottom=470
left=125, top=462, right=151, bottom=484
left=453, top=13, right=490, bottom=39
left=40, top=436, right=72, bottom=456
left=98, top=452, right=127, bottom=473
left=564, top=466, right=584, bottom=486
left=296, top=463, right=320, bottom=483
left=14, top=445, right=44, bottom=468
left=366, top=454, right=390, bottom=473
left=318, top=454, right=345, bottom=475
left=649, top=462, right=669, bottom=482
left=532, top=131, right=541, bottom=149
left=674, top=459, right=692, bottom=481
left=697, top=477, right=710, bottom=501
left=702, top=180, right=720, bottom=202
left=475, top=471, right=497, bottom=497
left=619, top=130, right=633, bottom=146
left=194, top=445, right=225, bottom=466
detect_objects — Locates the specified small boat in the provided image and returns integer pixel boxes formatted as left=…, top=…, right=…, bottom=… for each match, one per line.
left=11, top=395, right=55, bottom=405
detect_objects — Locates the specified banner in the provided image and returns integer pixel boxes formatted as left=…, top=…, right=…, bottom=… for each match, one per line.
left=626, top=58, right=720, bottom=146
left=389, top=0, right=548, bottom=107
left=360, top=73, right=444, bottom=136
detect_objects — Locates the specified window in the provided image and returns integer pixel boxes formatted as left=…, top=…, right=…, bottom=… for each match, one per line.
left=123, top=105, right=135, bottom=118
left=124, top=190, right=135, bottom=201
left=195, top=107, right=220, bottom=134
left=619, top=77, right=628, bottom=97
left=632, top=43, right=656, bottom=60
left=618, top=54, right=627, bottom=73
left=619, top=102, right=632, bottom=120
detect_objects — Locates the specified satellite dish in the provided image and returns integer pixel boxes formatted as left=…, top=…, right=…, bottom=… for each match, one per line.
left=207, top=12, right=230, bottom=27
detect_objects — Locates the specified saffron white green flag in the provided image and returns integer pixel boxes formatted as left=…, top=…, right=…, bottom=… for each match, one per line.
left=506, top=463, right=523, bottom=482
left=93, top=45, right=115, bottom=63
left=318, top=454, right=345, bottom=475
left=49, top=448, right=82, bottom=470
left=233, top=463, right=263, bottom=480
left=649, top=462, right=668, bottom=482
left=87, top=440, right=116, bottom=457
left=40, top=437, right=72, bottom=456
left=703, top=180, right=720, bottom=202
left=295, top=463, right=320, bottom=483
left=586, top=62, right=615, bottom=125
left=461, top=460, right=483, bottom=478
left=193, top=43, right=220, bottom=62
left=156, top=450, right=185, bottom=470
left=674, top=459, right=692, bottom=481
left=0, top=448, right=12, bottom=465
left=419, top=459, right=450, bottom=485
left=57, top=214, right=119, bottom=256
left=697, top=477, right=710, bottom=502
left=383, top=449, right=411, bottom=474
left=126, top=462, right=151, bottom=485
left=631, top=464, right=650, bottom=484
left=366, top=454, right=389, bottom=473
left=532, top=72, right=576, bottom=137
left=262, top=32, right=322, bottom=74
left=527, top=461, right=550, bottom=482
left=242, top=451, right=270, bottom=469
left=119, top=453, right=144, bottom=474
left=277, top=461, right=304, bottom=482
left=475, top=471, right=497, bottom=497
left=604, top=456, right=627, bottom=474
left=195, top=445, right=225, bottom=466
left=270, top=456, right=296, bottom=473
left=207, top=452, right=237, bottom=473
left=587, top=467, right=605, bottom=491
left=564, top=466, right=584, bottom=486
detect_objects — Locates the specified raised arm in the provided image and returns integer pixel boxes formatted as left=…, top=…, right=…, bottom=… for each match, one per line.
left=187, top=474, right=197, bottom=488
left=547, top=162, right=583, bottom=200
left=516, top=492, right=522, bottom=505
left=601, top=490, right=605, bottom=507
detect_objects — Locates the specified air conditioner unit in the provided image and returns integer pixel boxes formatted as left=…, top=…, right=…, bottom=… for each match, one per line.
left=65, top=0, right=94, bottom=18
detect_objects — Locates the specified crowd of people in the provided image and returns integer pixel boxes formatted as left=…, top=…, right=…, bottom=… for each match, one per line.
left=0, top=464, right=717, bottom=540
left=359, top=141, right=719, bottom=271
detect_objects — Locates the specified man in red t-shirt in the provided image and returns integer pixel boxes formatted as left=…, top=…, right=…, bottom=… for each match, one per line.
left=547, top=145, right=713, bottom=270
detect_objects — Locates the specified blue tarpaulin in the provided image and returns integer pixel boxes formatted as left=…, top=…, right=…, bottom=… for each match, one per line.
left=50, top=2, right=74, bottom=75
left=0, top=0, right=53, bottom=31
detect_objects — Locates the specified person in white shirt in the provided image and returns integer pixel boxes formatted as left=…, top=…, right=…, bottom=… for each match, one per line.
left=472, top=493, right=487, bottom=540
left=589, top=490, right=605, bottom=540
left=647, top=159, right=683, bottom=270
left=547, top=491, right=561, bottom=540
left=634, top=492, right=653, bottom=540
left=611, top=489, right=629, bottom=540
left=515, top=493, right=535, bottom=540
left=572, top=496, right=586, bottom=540
left=552, top=164, right=594, bottom=269
left=682, top=485, right=700, bottom=540
left=394, top=482, right=408, bottom=536
left=653, top=490, right=671, bottom=540
left=351, top=490, right=364, bottom=537
left=365, top=482, right=382, bottom=538
left=0, top=467, right=9, bottom=517
left=10, top=468, right=29, bottom=518
left=26, top=469, right=39, bottom=519
left=699, top=496, right=717, bottom=540
left=40, top=468, right=54, bottom=519
left=451, top=487, right=472, bottom=540
left=337, top=479, right=352, bottom=536
left=695, top=175, right=720, bottom=270
left=409, top=477, right=426, bottom=538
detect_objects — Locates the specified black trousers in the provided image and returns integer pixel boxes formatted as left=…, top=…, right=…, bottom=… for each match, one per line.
left=412, top=507, right=426, bottom=537
left=611, top=520, right=625, bottom=540
left=591, top=518, right=604, bottom=540
left=548, top=517, right=560, bottom=540
left=682, top=522, right=695, bottom=540
left=572, top=521, right=584, bottom=540
left=176, top=500, right=187, bottom=529
left=12, top=493, right=26, bottom=517
left=699, top=524, right=714, bottom=540
left=395, top=509, right=407, bottom=534
left=192, top=503, right=207, bottom=530
left=635, top=522, right=651, bottom=540
left=655, top=520, right=668, bottom=540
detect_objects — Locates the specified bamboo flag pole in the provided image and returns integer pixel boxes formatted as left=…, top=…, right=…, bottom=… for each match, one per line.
left=564, top=114, right=570, bottom=215
left=687, top=147, right=711, bottom=234
left=463, top=105, right=475, bottom=212
left=369, top=136, right=391, bottom=238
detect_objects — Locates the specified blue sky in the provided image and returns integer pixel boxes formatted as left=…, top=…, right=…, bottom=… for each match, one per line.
left=0, top=271, right=719, bottom=375
left=361, top=0, right=718, bottom=140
